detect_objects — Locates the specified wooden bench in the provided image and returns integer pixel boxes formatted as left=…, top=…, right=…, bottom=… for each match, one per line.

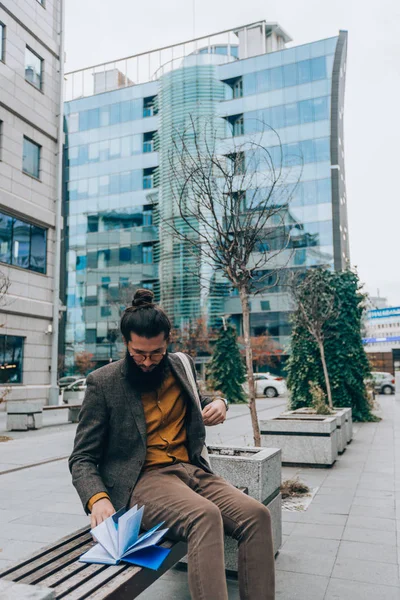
left=0, top=526, right=188, bottom=599
left=0, top=488, right=248, bottom=598
left=43, top=405, right=82, bottom=424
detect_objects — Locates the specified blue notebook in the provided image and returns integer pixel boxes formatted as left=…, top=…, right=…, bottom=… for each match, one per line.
left=79, top=505, right=170, bottom=570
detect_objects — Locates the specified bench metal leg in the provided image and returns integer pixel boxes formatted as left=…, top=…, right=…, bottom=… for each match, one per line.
left=68, top=407, right=80, bottom=423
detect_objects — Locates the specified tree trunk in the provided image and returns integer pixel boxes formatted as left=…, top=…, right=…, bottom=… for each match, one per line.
left=239, top=286, right=261, bottom=446
left=317, top=340, right=333, bottom=409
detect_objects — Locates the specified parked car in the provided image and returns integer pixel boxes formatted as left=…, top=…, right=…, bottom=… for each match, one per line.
left=58, top=375, right=81, bottom=389
left=243, top=373, right=287, bottom=398
left=62, top=378, right=87, bottom=404
left=371, top=372, right=395, bottom=395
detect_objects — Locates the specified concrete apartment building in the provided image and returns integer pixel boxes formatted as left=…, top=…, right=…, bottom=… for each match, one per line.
left=0, top=0, right=63, bottom=406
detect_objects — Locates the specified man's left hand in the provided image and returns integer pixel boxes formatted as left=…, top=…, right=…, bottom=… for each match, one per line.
left=202, top=399, right=227, bottom=426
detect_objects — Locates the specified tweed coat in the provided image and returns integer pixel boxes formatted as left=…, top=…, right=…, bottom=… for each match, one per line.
left=69, top=353, right=214, bottom=513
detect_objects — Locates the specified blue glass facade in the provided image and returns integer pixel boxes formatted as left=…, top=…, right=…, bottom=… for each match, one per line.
left=63, top=29, right=348, bottom=367
left=63, top=83, right=160, bottom=367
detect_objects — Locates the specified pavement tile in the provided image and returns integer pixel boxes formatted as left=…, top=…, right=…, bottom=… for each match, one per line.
left=0, top=523, right=78, bottom=544
left=349, top=503, right=396, bottom=519
left=296, top=511, right=348, bottom=526
left=337, top=540, right=398, bottom=565
left=353, top=495, right=395, bottom=509
left=332, top=557, right=399, bottom=586
left=12, top=511, right=88, bottom=529
left=343, top=526, right=397, bottom=546
left=275, top=571, right=329, bottom=599
left=345, top=515, right=396, bottom=532
left=0, top=539, right=45, bottom=561
left=325, top=578, right=400, bottom=599
left=275, top=548, right=336, bottom=577
left=290, top=523, right=344, bottom=540
left=0, top=558, right=13, bottom=570
left=0, top=509, right=31, bottom=524
left=282, top=536, right=340, bottom=556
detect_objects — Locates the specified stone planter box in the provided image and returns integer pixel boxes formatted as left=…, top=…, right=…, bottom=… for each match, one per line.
left=180, top=445, right=282, bottom=573
left=334, top=407, right=352, bottom=443
left=260, top=415, right=338, bottom=467
left=210, top=445, right=282, bottom=571
left=282, top=408, right=347, bottom=454
left=6, top=401, right=43, bottom=431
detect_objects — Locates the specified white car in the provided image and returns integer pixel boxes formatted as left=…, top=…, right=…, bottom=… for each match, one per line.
left=244, top=373, right=287, bottom=398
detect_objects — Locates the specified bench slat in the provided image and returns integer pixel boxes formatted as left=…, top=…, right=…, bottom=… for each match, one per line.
left=84, top=540, right=188, bottom=600
left=38, top=561, right=89, bottom=588
left=52, top=563, right=109, bottom=598
left=0, top=526, right=90, bottom=580
left=19, top=542, right=94, bottom=585
left=3, top=533, right=92, bottom=582
left=56, top=564, right=130, bottom=600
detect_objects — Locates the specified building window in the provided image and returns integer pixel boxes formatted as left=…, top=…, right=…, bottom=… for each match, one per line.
left=143, top=131, right=156, bottom=153
left=23, top=137, right=41, bottom=179
left=143, top=96, right=157, bottom=118
left=0, top=23, right=5, bottom=62
left=226, top=152, right=245, bottom=175
left=0, top=335, right=24, bottom=384
left=233, top=115, right=244, bottom=137
left=142, top=245, right=153, bottom=264
left=223, top=76, right=243, bottom=99
left=37, top=0, right=45, bottom=5
left=143, top=210, right=153, bottom=226
left=261, top=301, right=271, bottom=311
left=0, top=211, right=46, bottom=273
left=25, top=47, right=43, bottom=90
left=143, top=167, right=158, bottom=189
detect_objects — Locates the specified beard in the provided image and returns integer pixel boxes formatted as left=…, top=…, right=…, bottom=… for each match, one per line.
left=125, top=350, right=170, bottom=393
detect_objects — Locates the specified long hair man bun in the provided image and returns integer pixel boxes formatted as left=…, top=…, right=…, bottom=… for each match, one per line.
left=121, top=288, right=171, bottom=340
left=132, top=288, right=155, bottom=308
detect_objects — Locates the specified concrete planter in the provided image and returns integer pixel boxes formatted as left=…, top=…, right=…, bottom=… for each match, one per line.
left=209, top=445, right=282, bottom=572
left=283, top=408, right=347, bottom=454
left=260, top=415, right=338, bottom=467
left=180, top=445, right=282, bottom=573
left=333, top=407, right=352, bottom=443
left=6, top=401, right=43, bottom=431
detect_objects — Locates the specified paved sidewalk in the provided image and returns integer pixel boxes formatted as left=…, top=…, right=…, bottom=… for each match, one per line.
left=0, top=395, right=399, bottom=599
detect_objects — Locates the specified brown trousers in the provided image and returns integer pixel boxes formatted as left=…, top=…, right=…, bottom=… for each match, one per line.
left=130, top=462, right=275, bottom=600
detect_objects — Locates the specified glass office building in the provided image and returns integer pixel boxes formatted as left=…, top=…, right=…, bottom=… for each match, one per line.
left=63, top=22, right=348, bottom=369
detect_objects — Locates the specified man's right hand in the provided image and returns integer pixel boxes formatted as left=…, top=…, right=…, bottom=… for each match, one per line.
left=90, top=498, right=116, bottom=529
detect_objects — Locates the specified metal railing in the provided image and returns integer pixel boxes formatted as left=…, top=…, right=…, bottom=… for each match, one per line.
left=64, top=21, right=280, bottom=101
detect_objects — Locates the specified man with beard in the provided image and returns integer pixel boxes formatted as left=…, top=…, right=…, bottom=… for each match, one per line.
left=69, top=289, right=275, bottom=600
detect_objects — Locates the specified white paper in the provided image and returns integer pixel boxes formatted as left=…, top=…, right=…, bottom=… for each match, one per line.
left=91, top=519, right=117, bottom=559
left=80, top=543, right=118, bottom=565
left=118, top=505, right=143, bottom=556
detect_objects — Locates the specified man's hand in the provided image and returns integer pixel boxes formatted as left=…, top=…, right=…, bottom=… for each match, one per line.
left=202, top=399, right=227, bottom=426
left=90, top=498, right=115, bottom=529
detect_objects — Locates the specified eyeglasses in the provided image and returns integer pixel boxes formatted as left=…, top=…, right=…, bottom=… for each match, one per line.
left=130, top=352, right=166, bottom=364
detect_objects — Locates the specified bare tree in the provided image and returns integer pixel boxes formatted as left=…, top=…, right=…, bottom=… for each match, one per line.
left=170, top=316, right=217, bottom=358
left=289, top=269, right=338, bottom=409
left=165, top=116, right=301, bottom=445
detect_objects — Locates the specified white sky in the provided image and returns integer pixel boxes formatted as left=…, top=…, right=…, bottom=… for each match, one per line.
left=65, top=0, right=400, bottom=305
